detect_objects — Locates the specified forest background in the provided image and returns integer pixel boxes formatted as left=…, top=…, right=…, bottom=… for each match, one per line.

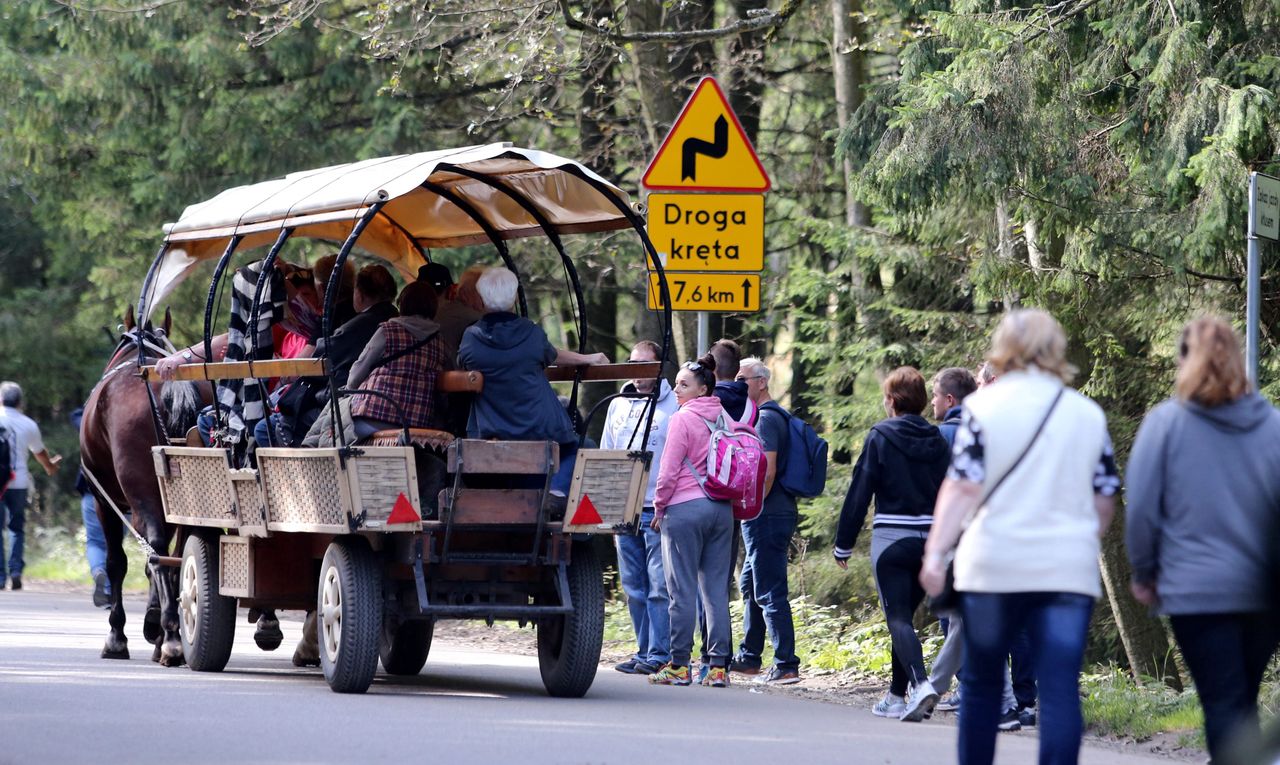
left=2, top=0, right=1279, bottom=738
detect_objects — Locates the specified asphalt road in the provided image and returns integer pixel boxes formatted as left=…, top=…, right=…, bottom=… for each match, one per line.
left=0, top=588, right=1168, bottom=765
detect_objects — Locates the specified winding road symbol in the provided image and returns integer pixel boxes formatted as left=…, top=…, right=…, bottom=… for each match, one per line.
left=681, top=116, right=729, bottom=181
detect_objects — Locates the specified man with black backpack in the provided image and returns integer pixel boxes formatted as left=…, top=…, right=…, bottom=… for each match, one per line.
left=0, top=381, right=61, bottom=591
left=729, top=357, right=829, bottom=685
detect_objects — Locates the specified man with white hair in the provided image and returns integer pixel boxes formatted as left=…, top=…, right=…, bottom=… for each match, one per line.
left=0, top=381, right=61, bottom=590
left=729, top=357, right=801, bottom=684
left=458, top=267, right=608, bottom=512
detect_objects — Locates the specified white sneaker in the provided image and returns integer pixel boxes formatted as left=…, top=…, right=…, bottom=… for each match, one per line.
left=872, top=693, right=907, bottom=718
left=900, top=680, right=940, bottom=722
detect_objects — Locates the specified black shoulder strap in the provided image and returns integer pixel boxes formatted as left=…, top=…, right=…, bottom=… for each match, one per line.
left=371, top=331, right=434, bottom=373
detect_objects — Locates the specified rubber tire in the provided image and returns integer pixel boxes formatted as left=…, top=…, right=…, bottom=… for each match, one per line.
left=536, top=542, right=604, bottom=698
left=379, top=618, right=433, bottom=676
left=318, top=538, right=382, bottom=694
left=178, top=533, right=237, bottom=672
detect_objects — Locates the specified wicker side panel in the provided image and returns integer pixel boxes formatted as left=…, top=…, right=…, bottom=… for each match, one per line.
left=258, top=450, right=349, bottom=533
left=219, top=536, right=252, bottom=598
left=156, top=448, right=237, bottom=528
left=230, top=469, right=266, bottom=537
left=563, top=450, right=648, bottom=533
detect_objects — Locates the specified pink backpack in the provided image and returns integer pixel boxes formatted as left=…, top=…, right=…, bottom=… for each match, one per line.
left=683, top=413, right=768, bottom=521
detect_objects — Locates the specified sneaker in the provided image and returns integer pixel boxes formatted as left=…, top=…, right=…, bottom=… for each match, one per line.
left=614, top=658, right=645, bottom=674
left=900, top=680, right=940, bottom=722
left=701, top=666, right=729, bottom=687
left=998, top=708, right=1023, bottom=732
left=695, top=663, right=710, bottom=685
left=730, top=657, right=762, bottom=676
left=936, top=691, right=960, bottom=712
left=92, top=571, right=110, bottom=608
left=634, top=660, right=659, bottom=675
left=542, top=492, right=568, bottom=518
left=10, top=575, right=20, bottom=591
left=756, top=666, right=801, bottom=685
left=872, top=693, right=907, bottom=718
left=1018, top=706, right=1037, bottom=728
left=648, top=664, right=692, bottom=686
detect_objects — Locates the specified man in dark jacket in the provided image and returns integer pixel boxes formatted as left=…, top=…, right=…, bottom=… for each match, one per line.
left=709, top=338, right=755, bottom=424
left=931, top=367, right=977, bottom=447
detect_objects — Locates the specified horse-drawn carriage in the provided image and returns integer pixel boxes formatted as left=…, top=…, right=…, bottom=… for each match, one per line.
left=81, top=144, right=674, bottom=697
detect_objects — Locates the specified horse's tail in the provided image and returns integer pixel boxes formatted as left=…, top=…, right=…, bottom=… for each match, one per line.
left=160, top=381, right=202, bottom=439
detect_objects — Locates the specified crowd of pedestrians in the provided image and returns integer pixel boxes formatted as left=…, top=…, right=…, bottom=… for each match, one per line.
left=607, top=308, right=1280, bottom=765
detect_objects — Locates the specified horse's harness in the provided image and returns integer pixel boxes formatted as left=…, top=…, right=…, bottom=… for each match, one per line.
left=80, top=327, right=180, bottom=568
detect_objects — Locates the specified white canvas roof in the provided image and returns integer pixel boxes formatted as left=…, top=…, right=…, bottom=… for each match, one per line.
left=146, top=144, right=636, bottom=314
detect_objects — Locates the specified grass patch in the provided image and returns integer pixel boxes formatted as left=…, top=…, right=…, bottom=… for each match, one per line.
left=1082, top=667, right=1204, bottom=744
left=24, top=526, right=149, bottom=592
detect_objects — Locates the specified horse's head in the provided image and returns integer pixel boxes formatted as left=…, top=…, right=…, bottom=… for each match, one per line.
left=110, top=306, right=176, bottom=369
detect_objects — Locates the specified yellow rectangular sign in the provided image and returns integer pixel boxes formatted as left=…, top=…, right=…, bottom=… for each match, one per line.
left=647, top=193, right=764, bottom=272
left=647, top=273, right=761, bottom=313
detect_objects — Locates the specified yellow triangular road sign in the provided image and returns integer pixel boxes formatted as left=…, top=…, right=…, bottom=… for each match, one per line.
left=642, top=77, right=771, bottom=193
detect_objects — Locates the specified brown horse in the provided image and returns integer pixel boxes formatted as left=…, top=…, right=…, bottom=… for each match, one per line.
left=80, top=307, right=208, bottom=665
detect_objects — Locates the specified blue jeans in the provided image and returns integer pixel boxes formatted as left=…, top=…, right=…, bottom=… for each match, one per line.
left=81, top=494, right=109, bottom=589
left=737, top=510, right=800, bottom=672
left=0, top=488, right=28, bottom=579
left=616, top=508, right=670, bottom=666
left=551, top=442, right=578, bottom=495
left=960, top=592, right=1094, bottom=765
left=1010, top=624, right=1037, bottom=708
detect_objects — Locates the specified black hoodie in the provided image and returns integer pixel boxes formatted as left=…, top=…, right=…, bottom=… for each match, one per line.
left=834, top=414, right=950, bottom=555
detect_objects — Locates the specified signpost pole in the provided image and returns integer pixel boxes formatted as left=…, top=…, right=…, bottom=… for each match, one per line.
left=697, top=311, right=709, bottom=356
left=1248, top=172, right=1260, bottom=385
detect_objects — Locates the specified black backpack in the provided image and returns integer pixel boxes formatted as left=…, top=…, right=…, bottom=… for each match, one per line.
left=0, top=422, right=13, bottom=489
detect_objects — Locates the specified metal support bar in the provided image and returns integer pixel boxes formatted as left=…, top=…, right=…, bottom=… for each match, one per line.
left=1247, top=172, right=1261, bottom=385
left=419, top=180, right=528, bottom=317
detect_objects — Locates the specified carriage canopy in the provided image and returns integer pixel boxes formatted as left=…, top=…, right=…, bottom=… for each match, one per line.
left=147, top=143, right=636, bottom=318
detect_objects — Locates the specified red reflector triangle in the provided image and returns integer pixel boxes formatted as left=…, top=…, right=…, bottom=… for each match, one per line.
left=387, top=492, right=420, bottom=524
left=570, top=494, right=603, bottom=526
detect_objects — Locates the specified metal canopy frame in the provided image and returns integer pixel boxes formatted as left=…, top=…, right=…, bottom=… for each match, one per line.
left=136, top=147, right=674, bottom=458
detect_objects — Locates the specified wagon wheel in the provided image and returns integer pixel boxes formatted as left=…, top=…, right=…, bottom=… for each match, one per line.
left=318, top=537, right=382, bottom=694
left=178, top=532, right=237, bottom=672
left=536, top=542, right=604, bottom=698
left=379, top=617, right=433, bottom=676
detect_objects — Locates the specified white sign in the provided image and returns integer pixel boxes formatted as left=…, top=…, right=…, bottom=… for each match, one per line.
left=1254, top=173, right=1280, bottom=242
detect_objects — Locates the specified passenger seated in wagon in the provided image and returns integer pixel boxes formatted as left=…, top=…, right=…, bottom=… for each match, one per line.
left=304, top=281, right=448, bottom=447
left=458, top=267, right=609, bottom=513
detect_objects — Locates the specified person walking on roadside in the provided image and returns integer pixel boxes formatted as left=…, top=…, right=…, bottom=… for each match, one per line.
left=0, top=381, right=61, bottom=590
left=730, top=357, right=801, bottom=685
left=834, top=367, right=950, bottom=722
left=604, top=340, right=678, bottom=675
left=921, top=309, right=1120, bottom=765
left=71, top=407, right=110, bottom=607
left=649, top=354, right=735, bottom=688
left=1125, top=316, right=1280, bottom=764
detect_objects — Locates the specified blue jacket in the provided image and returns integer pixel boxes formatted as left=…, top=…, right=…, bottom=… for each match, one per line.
left=459, top=312, right=576, bottom=444
left=938, top=404, right=964, bottom=448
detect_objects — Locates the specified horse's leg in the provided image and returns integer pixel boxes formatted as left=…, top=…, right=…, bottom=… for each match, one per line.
left=143, top=566, right=162, bottom=646
left=98, top=504, right=129, bottom=660
left=292, top=610, right=320, bottom=667
left=254, top=608, right=283, bottom=651
left=147, top=526, right=186, bottom=667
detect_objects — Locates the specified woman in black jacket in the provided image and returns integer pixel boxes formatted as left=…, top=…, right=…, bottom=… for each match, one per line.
left=834, top=366, right=950, bottom=722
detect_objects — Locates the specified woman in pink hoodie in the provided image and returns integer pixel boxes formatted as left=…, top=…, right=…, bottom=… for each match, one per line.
left=648, top=354, right=735, bottom=688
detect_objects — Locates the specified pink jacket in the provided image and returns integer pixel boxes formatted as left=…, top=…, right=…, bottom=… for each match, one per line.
left=654, top=395, right=726, bottom=515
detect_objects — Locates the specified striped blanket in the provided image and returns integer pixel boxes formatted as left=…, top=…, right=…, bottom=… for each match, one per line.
left=214, top=260, right=284, bottom=444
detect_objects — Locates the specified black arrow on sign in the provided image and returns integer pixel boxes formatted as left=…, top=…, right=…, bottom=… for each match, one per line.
left=741, top=278, right=752, bottom=308
left=681, top=116, right=729, bottom=181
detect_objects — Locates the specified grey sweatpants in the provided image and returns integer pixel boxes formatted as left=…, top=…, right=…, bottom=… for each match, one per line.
left=928, top=613, right=1019, bottom=712
left=661, top=497, right=734, bottom=668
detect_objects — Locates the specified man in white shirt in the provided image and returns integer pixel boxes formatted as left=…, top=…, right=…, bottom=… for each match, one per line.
left=0, top=382, right=61, bottom=590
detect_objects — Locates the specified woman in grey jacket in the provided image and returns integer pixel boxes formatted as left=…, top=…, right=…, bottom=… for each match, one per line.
left=1126, top=316, right=1280, bottom=763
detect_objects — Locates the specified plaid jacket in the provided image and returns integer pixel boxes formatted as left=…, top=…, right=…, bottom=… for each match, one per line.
left=350, top=321, right=444, bottom=428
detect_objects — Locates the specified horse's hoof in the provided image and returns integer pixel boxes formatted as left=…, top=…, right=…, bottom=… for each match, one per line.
left=292, top=647, right=320, bottom=667
left=254, top=623, right=284, bottom=652
left=143, top=607, right=162, bottom=644
left=247, top=607, right=263, bottom=624
left=158, top=641, right=186, bottom=668
left=101, top=645, right=130, bottom=660
left=151, top=642, right=162, bottom=663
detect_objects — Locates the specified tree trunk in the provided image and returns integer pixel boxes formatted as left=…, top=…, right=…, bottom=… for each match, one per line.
left=1099, top=502, right=1184, bottom=691
left=833, top=0, right=869, bottom=230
